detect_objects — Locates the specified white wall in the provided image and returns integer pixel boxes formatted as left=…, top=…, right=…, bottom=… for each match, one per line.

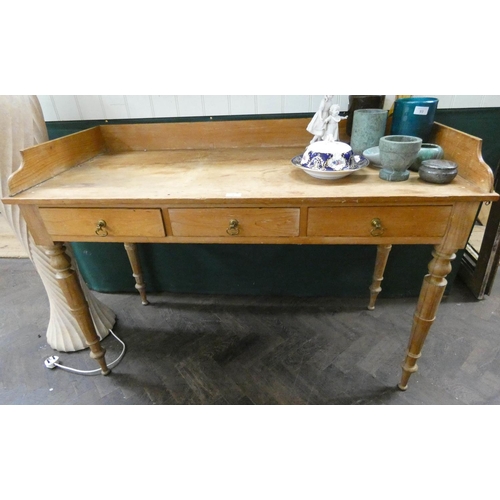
left=37, top=95, right=500, bottom=122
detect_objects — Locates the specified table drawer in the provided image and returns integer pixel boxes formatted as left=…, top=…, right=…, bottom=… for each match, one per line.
left=307, top=206, right=453, bottom=238
left=168, top=208, right=300, bottom=237
left=38, top=208, right=166, bottom=238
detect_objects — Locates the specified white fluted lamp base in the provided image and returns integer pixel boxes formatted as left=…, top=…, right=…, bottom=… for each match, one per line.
left=0, top=95, right=116, bottom=352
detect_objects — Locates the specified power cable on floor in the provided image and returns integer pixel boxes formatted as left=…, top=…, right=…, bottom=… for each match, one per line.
left=43, top=329, right=125, bottom=375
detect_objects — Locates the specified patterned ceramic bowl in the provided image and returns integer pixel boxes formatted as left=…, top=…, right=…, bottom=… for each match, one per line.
left=300, top=141, right=356, bottom=171
left=292, top=141, right=368, bottom=180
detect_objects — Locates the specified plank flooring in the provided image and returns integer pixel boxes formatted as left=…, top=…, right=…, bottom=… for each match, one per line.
left=1, top=257, right=500, bottom=405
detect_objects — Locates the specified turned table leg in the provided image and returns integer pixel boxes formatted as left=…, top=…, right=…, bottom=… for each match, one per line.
left=44, top=243, right=110, bottom=375
left=124, top=243, right=149, bottom=305
left=368, top=244, right=392, bottom=310
left=398, top=245, right=456, bottom=391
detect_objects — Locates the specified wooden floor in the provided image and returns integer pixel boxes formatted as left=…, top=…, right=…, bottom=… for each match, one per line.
left=1, top=256, right=500, bottom=405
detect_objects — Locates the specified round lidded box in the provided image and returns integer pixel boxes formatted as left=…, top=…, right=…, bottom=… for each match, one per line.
left=418, top=159, right=458, bottom=184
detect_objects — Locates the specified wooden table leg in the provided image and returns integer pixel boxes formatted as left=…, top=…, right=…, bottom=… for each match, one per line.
left=124, top=243, right=149, bottom=305
left=368, top=244, right=392, bottom=310
left=398, top=245, right=456, bottom=391
left=44, top=243, right=110, bottom=375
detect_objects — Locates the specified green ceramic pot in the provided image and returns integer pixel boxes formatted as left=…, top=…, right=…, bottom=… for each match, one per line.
left=410, top=143, right=444, bottom=172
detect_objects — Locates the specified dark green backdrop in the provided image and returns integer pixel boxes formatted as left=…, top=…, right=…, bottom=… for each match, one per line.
left=45, top=109, right=500, bottom=298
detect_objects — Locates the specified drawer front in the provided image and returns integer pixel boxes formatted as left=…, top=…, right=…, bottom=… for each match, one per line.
left=168, top=208, right=300, bottom=237
left=307, top=206, right=453, bottom=238
left=39, top=208, right=165, bottom=238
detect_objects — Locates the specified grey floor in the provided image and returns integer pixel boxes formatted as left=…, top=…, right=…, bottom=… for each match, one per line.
left=1, top=256, right=500, bottom=405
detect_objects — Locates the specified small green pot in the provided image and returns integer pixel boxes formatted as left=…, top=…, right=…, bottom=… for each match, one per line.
left=410, top=143, right=444, bottom=172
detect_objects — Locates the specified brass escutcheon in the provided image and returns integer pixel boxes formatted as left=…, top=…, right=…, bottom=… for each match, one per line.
left=371, top=218, right=385, bottom=237
left=95, top=219, right=109, bottom=237
left=226, top=219, right=239, bottom=236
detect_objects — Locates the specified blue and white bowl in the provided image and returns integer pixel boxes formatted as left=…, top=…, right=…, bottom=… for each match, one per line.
left=293, top=141, right=368, bottom=180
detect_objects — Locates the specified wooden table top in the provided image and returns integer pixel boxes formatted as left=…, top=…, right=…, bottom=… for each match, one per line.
left=3, top=118, right=498, bottom=208
left=7, top=147, right=496, bottom=207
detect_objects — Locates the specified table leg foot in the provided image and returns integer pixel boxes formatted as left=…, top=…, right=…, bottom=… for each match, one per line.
left=124, top=243, right=149, bottom=305
left=44, top=243, right=110, bottom=375
left=399, top=350, right=421, bottom=390
left=399, top=246, right=456, bottom=390
left=368, top=244, right=392, bottom=310
left=90, top=349, right=111, bottom=375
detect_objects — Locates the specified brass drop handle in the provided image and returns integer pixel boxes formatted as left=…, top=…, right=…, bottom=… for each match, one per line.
left=371, top=218, right=385, bottom=237
left=226, top=219, right=240, bottom=236
left=95, top=219, right=109, bottom=237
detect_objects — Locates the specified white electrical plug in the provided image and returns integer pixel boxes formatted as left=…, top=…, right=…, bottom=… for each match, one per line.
left=42, top=329, right=126, bottom=375
left=44, top=355, right=60, bottom=369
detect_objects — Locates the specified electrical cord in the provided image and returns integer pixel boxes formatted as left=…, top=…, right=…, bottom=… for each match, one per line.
left=43, top=329, right=126, bottom=375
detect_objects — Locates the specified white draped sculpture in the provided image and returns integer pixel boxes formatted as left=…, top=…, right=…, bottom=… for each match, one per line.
left=306, top=95, right=346, bottom=143
left=0, top=95, right=115, bottom=352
